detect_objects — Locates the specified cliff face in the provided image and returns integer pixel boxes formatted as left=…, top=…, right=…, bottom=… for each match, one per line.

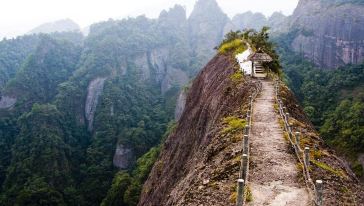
left=138, top=54, right=260, bottom=205
left=188, top=0, right=229, bottom=64
left=289, top=0, right=364, bottom=69
left=232, top=11, right=268, bottom=31
left=139, top=53, right=364, bottom=205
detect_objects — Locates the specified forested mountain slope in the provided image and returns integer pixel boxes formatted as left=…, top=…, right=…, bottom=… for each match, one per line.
left=0, top=1, right=236, bottom=205
left=0, top=0, right=363, bottom=205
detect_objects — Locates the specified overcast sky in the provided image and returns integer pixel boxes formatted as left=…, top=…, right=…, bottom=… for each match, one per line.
left=0, top=0, right=299, bottom=39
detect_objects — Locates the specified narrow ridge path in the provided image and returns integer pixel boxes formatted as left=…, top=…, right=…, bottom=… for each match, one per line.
left=247, top=80, right=310, bottom=206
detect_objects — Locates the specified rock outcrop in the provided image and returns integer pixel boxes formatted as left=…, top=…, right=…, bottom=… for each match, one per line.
left=232, top=11, right=268, bottom=31
left=0, top=96, right=16, bottom=109
left=85, top=77, right=107, bottom=131
left=113, top=144, right=135, bottom=169
left=289, top=0, right=364, bottom=68
left=138, top=53, right=260, bottom=205
left=188, top=0, right=229, bottom=64
left=174, top=88, right=188, bottom=120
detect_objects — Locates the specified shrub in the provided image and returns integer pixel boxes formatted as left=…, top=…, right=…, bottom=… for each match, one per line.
left=218, top=39, right=247, bottom=54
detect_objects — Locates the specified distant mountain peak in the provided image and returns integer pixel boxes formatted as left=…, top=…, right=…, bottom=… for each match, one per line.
left=28, top=19, right=81, bottom=35
left=191, top=0, right=224, bottom=16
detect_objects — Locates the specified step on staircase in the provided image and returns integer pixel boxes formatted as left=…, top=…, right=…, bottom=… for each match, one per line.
left=254, top=62, right=266, bottom=78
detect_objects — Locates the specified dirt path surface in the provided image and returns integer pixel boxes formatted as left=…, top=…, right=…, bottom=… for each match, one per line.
left=247, top=80, right=310, bottom=206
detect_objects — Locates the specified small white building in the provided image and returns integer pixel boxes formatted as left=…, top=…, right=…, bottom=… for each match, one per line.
left=236, top=46, right=273, bottom=78
left=235, top=47, right=253, bottom=75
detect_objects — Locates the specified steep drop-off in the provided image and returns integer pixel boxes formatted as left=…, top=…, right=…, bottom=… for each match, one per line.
left=140, top=52, right=364, bottom=205
left=139, top=54, right=261, bottom=205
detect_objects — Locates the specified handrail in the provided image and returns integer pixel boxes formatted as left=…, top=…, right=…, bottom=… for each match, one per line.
left=274, top=79, right=323, bottom=206
left=236, top=80, right=262, bottom=206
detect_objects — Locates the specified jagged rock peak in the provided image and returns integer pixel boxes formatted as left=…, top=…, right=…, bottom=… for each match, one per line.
left=232, top=11, right=268, bottom=31
left=189, top=0, right=225, bottom=18
left=269, top=11, right=286, bottom=20
left=28, top=18, right=81, bottom=35
left=159, top=5, right=186, bottom=21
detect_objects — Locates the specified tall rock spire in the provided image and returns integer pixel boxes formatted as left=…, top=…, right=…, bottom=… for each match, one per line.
left=188, top=0, right=229, bottom=68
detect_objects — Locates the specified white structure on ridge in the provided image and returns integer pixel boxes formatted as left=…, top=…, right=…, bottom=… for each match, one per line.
left=235, top=46, right=253, bottom=75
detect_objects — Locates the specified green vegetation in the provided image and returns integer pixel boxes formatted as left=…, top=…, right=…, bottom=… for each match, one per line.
left=101, top=147, right=160, bottom=206
left=222, top=116, right=246, bottom=134
left=218, top=27, right=282, bottom=74
left=311, top=160, right=346, bottom=177
left=275, top=31, right=364, bottom=177
left=0, top=35, right=41, bottom=91
left=218, top=39, right=246, bottom=54
left=0, top=15, right=189, bottom=205
left=230, top=71, right=244, bottom=84
left=246, top=185, right=253, bottom=202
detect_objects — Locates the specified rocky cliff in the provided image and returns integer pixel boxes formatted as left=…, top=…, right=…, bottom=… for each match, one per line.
left=138, top=53, right=261, bottom=205
left=289, top=0, right=364, bottom=69
left=188, top=0, right=229, bottom=65
left=232, top=11, right=268, bottom=31
left=139, top=53, right=364, bottom=205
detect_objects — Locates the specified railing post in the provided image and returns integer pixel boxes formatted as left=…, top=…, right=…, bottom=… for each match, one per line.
left=295, top=132, right=301, bottom=150
left=240, top=154, right=248, bottom=180
left=315, top=180, right=323, bottom=206
left=304, top=147, right=310, bottom=169
left=243, top=135, right=249, bottom=155
left=289, top=123, right=293, bottom=133
left=244, top=125, right=250, bottom=136
left=236, top=179, right=245, bottom=206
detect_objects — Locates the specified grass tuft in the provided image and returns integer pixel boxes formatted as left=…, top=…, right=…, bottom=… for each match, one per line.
left=219, top=39, right=247, bottom=54
left=222, top=116, right=246, bottom=134
left=311, top=160, right=346, bottom=177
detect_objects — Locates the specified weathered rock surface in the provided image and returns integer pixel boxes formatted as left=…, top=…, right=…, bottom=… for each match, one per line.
left=85, top=77, right=107, bottom=131
left=174, top=88, right=188, bottom=120
left=188, top=0, right=229, bottom=62
left=289, top=0, right=364, bottom=68
left=138, top=54, right=259, bottom=206
left=232, top=11, right=268, bottom=31
left=0, top=96, right=16, bottom=109
left=113, top=144, right=135, bottom=169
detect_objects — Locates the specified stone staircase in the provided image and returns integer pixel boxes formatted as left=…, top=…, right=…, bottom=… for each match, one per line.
left=254, top=62, right=266, bottom=78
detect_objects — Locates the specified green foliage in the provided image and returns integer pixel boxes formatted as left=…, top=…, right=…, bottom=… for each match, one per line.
left=311, top=160, right=345, bottom=177
left=222, top=116, right=246, bottom=134
left=100, top=171, right=131, bottom=206
left=275, top=31, right=364, bottom=177
left=102, top=147, right=160, bottom=206
left=4, top=35, right=81, bottom=111
left=0, top=14, right=200, bottom=206
left=320, top=100, right=364, bottom=158
left=230, top=71, right=244, bottom=84
left=0, top=35, right=41, bottom=91
left=218, top=39, right=246, bottom=54
left=1, top=104, right=74, bottom=206
left=218, top=28, right=282, bottom=74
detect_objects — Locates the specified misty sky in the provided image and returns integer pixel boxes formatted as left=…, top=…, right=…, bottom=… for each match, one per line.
left=0, top=0, right=299, bottom=39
